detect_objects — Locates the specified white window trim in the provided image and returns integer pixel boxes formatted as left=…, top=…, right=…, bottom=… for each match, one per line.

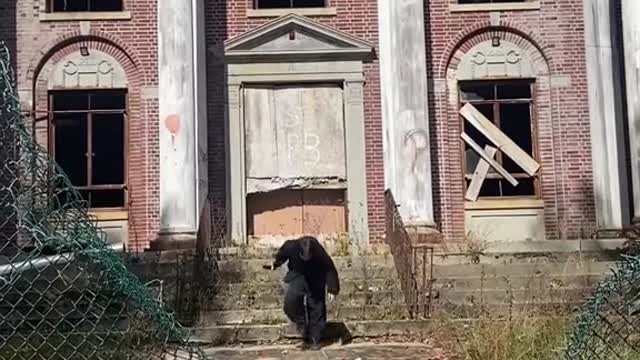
left=247, top=7, right=337, bottom=18
left=450, top=1, right=540, bottom=13
left=40, top=11, right=132, bottom=22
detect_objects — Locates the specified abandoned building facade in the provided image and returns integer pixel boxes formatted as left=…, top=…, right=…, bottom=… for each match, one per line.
left=2, top=0, right=639, bottom=252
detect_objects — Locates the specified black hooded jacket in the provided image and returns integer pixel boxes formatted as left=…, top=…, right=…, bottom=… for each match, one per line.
left=272, top=236, right=340, bottom=296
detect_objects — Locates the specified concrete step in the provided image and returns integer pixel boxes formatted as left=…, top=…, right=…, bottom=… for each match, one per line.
left=204, top=304, right=411, bottom=325
left=436, top=286, right=591, bottom=305
left=431, top=261, right=617, bottom=278
left=432, top=273, right=606, bottom=290
left=437, top=301, right=583, bottom=318
left=190, top=320, right=433, bottom=345
left=203, top=288, right=404, bottom=311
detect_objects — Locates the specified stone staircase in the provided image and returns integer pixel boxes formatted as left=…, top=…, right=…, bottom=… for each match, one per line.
left=125, top=246, right=621, bottom=346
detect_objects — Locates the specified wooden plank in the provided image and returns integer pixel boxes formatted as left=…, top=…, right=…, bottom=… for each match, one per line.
left=461, top=132, right=519, bottom=187
left=460, top=103, right=540, bottom=176
left=465, top=145, right=498, bottom=201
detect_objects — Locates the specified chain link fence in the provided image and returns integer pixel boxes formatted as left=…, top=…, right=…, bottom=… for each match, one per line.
left=565, top=250, right=640, bottom=359
left=0, top=43, right=205, bottom=359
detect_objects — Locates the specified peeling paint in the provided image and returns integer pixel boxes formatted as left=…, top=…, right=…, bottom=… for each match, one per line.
left=246, top=177, right=346, bottom=194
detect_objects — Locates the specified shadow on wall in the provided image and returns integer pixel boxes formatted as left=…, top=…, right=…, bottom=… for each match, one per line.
left=205, top=0, right=229, bottom=246
left=0, top=0, right=16, bottom=70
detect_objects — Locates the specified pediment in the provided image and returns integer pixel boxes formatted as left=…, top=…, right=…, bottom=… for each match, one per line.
left=224, top=14, right=375, bottom=62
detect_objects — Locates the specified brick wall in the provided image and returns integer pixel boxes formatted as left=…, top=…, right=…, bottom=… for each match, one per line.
left=427, top=0, right=596, bottom=241
left=204, top=0, right=386, bottom=243
left=10, top=0, right=159, bottom=251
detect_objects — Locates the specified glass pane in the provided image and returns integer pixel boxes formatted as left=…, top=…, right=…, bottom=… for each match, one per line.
left=92, top=114, right=125, bottom=185
left=90, top=92, right=126, bottom=110
left=292, top=0, right=325, bottom=7
left=497, top=82, right=532, bottom=99
left=91, top=0, right=123, bottom=11
left=256, top=0, right=291, bottom=8
left=478, top=179, right=501, bottom=197
left=51, top=92, right=89, bottom=111
left=54, top=115, right=88, bottom=186
left=90, top=190, right=125, bottom=208
left=501, top=178, right=536, bottom=196
left=460, top=83, right=494, bottom=101
left=52, top=0, right=89, bottom=11
left=500, top=103, right=533, bottom=173
left=463, top=103, right=493, bottom=174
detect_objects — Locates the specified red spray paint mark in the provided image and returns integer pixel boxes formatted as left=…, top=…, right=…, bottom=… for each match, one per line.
left=165, top=114, right=181, bottom=135
left=165, top=114, right=181, bottom=146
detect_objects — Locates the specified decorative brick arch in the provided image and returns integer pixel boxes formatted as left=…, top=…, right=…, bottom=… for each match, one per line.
left=29, top=33, right=144, bottom=96
left=437, top=22, right=554, bottom=79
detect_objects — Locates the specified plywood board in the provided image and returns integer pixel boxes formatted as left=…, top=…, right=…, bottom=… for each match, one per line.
left=461, top=132, right=518, bottom=186
left=274, top=85, right=346, bottom=178
left=460, top=103, right=540, bottom=176
left=244, top=87, right=278, bottom=178
left=244, top=85, right=346, bottom=180
left=247, top=189, right=347, bottom=237
left=465, top=145, right=498, bottom=201
left=247, top=190, right=303, bottom=236
left=302, top=190, right=347, bottom=234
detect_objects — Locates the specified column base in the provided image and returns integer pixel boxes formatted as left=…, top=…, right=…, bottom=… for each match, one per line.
left=151, top=230, right=197, bottom=251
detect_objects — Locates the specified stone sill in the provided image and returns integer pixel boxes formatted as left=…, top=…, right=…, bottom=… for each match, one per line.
left=246, top=7, right=337, bottom=18
left=39, top=11, right=132, bottom=22
left=465, top=198, right=544, bottom=210
left=450, top=1, right=541, bottom=13
left=88, top=210, right=129, bottom=221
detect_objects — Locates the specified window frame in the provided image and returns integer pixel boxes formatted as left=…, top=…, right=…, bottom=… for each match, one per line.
left=253, top=0, right=328, bottom=9
left=46, top=0, right=126, bottom=13
left=48, top=89, right=129, bottom=211
left=458, top=79, right=540, bottom=200
left=450, top=0, right=540, bottom=12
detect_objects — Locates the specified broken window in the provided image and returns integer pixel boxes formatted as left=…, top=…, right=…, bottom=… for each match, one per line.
left=49, top=0, right=123, bottom=12
left=50, top=90, right=127, bottom=209
left=459, top=80, right=540, bottom=199
left=254, top=0, right=326, bottom=9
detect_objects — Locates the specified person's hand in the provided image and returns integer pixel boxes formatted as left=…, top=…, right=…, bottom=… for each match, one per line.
left=262, top=264, right=274, bottom=270
left=328, top=293, right=335, bottom=302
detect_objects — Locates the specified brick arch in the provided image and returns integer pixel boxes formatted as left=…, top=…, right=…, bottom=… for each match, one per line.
left=26, top=30, right=145, bottom=92
left=437, top=22, right=554, bottom=79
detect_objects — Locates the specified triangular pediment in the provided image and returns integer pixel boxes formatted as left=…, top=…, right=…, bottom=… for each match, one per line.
left=224, top=13, right=375, bottom=62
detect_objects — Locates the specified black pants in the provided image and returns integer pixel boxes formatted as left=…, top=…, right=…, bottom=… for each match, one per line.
left=283, top=276, right=326, bottom=344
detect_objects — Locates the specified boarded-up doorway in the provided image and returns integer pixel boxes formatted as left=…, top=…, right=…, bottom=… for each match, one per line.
left=243, top=84, right=347, bottom=241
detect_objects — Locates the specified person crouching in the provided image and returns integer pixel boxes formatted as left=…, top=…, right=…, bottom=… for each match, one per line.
left=263, top=236, right=340, bottom=350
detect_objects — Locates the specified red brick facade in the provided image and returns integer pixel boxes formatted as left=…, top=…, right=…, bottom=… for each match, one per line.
left=12, top=1, right=159, bottom=251
left=427, top=0, right=596, bottom=241
left=4, top=0, right=601, bottom=250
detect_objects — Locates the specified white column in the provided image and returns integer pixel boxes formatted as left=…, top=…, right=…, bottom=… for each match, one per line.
left=583, top=0, right=629, bottom=228
left=378, top=0, right=435, bottom=227
left=622, top=0, right=640, bottom=223
left=157, top=0, right=205, bottom=247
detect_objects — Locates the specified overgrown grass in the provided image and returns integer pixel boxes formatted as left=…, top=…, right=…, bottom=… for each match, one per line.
left=431, top=253, right=602, bottom=360
left=446, top=316, right=570, bottom=360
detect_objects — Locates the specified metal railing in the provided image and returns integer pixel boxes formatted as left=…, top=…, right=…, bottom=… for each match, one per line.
left=384, top=190, right=434, bottom=319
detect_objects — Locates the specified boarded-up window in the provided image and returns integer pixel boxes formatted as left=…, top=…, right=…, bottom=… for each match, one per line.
left=460, top=80, right=539, bottom=198
left=244, top=84, right=346, bottom=183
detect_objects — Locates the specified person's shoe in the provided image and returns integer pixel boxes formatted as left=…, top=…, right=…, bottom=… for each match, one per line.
left=301, top=341, right=322, bottom=351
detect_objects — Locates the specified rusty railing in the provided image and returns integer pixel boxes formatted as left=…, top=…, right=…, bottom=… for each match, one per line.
left=384, top=190, right=434, bottom=319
